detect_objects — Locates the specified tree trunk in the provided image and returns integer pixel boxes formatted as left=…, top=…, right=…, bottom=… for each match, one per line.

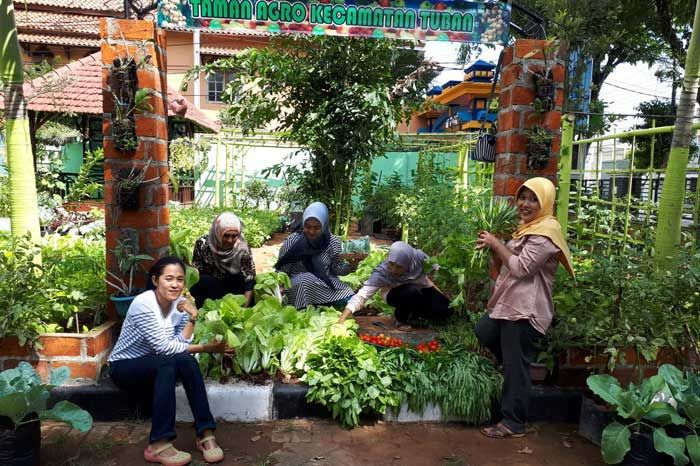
left=1, top=0, right=41, bottom=240
left=654, top=0, right=700, bottom=267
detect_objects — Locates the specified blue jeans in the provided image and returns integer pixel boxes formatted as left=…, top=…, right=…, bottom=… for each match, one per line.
left=110, top=352, right=216, bottom=443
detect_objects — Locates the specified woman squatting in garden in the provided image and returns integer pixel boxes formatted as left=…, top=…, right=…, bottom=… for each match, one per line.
left=338, top=241, right=452, bottom=328
left=109, top=256, right=226, bottom=465
left=275, top=201, right=355, bottom=309
left=475, top=177, right=574, bottom=439
left=190, top=212, right=256, bottom=308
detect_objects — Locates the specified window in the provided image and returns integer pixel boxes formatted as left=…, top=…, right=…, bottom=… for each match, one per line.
left=207, top=71, right=234, bottom=103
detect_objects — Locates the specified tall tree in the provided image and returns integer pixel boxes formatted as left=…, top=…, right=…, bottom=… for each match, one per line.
left=512, top=0, right=664, bottom=104
left=187, top=36, right=436, bottom=235
left=0, top=0, right=41, bottom=239
left=654, top=0, right=700, bottom=266
left=623, top=99, right=698, bottom=169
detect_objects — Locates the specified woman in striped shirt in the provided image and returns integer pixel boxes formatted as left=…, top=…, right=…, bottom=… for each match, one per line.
left=109, top=256, right=225, bottom=466
left=275, top=202, right=354, bottom=309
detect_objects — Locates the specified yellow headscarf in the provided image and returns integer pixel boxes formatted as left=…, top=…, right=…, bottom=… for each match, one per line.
left=513, top=177, right=574, bottom=276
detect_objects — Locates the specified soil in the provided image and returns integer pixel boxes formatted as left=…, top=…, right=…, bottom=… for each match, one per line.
left=41, top=420, right=605, bottom=466
left=355, top=315, right=439, bottom=346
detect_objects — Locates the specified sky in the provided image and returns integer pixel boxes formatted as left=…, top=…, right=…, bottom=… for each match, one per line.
left=423, top=42, right=677, bottom=131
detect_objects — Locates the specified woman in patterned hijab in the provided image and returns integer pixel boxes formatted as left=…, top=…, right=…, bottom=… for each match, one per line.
left=190, top=212, right=256, bottom=307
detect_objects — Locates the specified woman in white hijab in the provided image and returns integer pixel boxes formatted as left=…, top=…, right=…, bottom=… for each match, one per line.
left=338, top=241, right=452, bottom=328
left=190, top=212, right=256, bottom=307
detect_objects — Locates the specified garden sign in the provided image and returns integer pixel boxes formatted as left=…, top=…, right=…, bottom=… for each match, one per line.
left=158, top=0, right=510, bottom=44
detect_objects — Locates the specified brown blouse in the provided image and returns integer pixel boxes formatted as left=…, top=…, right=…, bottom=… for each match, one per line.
left=487, top=235, right=561, bottom=334
left=191, top=235, right=256, bottom=290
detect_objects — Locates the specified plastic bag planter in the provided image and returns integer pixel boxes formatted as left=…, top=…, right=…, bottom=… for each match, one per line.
left=111, top=57, right=139, bottom=152
left=525, top=125, right=554, bottom=171
left=527, top=140, right=551, bottom=170
left=533, top=73, right=555, bottom=113
left=116, top=168, right=143, bottom=211
left=112, top=118, right=138, bottom=152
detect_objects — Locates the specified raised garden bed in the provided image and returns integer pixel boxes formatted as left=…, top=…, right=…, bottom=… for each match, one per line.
left=0, top=320, right=119, bottom=384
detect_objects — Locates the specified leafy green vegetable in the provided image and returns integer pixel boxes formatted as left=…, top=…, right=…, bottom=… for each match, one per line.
left=254, top=271, right=291, bottom=304
left=302, top=336, right=402, bottom=428
left=0, top=362, right=93, bottom=431
left=380, top=345, right=502, bottom=423
left=194, top=293, right=357, bottom=379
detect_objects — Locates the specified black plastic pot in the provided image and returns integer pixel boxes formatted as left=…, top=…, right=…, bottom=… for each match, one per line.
left=0, top=415, right=41, bottom=466
left=578, top=396, right=614, bottom=446
left=622, top=431, right=665, bottom=466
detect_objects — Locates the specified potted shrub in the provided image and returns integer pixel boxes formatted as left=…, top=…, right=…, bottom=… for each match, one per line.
left=524, top=124, right=554, bottom=170
left=0, top=363, right=92, bottom=466
left=105, top=237, right=153, bottom=318
left=657, top=364, right=700, bottom=465
left=587, top=370, right=695, bottom=466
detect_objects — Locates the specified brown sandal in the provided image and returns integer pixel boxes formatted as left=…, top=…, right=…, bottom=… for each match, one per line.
left=480, top=422, right=526, bottom=439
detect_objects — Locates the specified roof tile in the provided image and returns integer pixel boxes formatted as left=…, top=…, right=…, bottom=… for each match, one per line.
left=15, top=10, right=101, bottom=35
left=14, top=0, right=122, bottom=13
left=0, top=52, right=220, bottom=133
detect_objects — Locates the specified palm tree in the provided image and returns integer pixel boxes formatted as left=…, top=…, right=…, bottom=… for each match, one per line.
left=654, top=0, right=700, bottom=267
left=1, top=0, right=41, bottom=239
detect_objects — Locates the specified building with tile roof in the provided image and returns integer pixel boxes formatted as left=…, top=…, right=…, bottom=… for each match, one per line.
left=13, top=0, right=269, bottom=122
left=400, top=60, right=500, bottom=133
left=0, top=52, right=220, bottom=134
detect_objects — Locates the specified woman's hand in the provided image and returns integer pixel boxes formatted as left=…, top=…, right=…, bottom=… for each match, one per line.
left=338, top=308, right=352, bottom=324
left=177, top=297, right=198, bottom=320
left=476, top=231, right=500, bottom=251
left=204, top=341, right=226, bottom=353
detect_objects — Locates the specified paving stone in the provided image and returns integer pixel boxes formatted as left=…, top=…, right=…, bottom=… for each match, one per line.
left=271, top=428, right=291, bottom=443
left=127, top=423, right=150, bottom=445
left=107, top=424, right=133, bottom=444
left=289, top=424, right=312, bottom=443
left=84, top=423, right=113, bottom=444
left=42, top=424, right=72, bottom=444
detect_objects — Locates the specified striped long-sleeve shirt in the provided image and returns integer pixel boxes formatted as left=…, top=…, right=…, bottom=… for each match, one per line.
left=108, top=290, right=193, bottom=362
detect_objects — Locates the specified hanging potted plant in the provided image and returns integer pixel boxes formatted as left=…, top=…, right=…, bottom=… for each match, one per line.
left=114, top=158, right=157, bottom=211
left=105, top=237, right=154, bottom=317
left=524, top=40, right=558, bottom=113
left=524, top=124, right=554, bottom=170
left=0, top=363, right=92, bottom=466
left=110, top=56, right=153, bottom=153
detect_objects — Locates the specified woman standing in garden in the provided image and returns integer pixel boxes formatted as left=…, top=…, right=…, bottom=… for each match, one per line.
left=190, top=212, right=256, bottom=308
left=109, top=256, right=226, bottom=465
left=275, top=201, right=354, bottom=309
left=338, top=241, right=452, bottom=328
left=475, top=177, right=573, bottom=439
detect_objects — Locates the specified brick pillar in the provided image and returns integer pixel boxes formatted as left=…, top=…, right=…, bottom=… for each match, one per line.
left=493, top=39, right=566, bottom=202
left=101, top=19, right=170, bottom=315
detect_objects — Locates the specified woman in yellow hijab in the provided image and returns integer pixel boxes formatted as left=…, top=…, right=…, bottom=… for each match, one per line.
left=475, top=177, right=573, bottom=439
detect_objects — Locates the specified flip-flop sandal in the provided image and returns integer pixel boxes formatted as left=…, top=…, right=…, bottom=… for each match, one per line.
left=144, top=443, right=192, bottom=466
left=480, top=423, right=526, bottom=439
left=196, top=435, right=224, bottom=463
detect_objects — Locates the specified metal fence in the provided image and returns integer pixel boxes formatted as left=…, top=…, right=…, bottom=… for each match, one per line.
left=557, top=118, right=700, bottom=253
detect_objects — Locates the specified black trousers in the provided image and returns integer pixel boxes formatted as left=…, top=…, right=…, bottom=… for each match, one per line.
left=190, top=273, right=248, bottom=308
left=386, top=284, right=452, bottom=326
left=110, top=352, right=216, bottom=443
left=475, top=314, right=542, bottom=433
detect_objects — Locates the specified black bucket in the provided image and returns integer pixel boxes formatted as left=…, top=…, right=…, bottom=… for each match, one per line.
left=0, top=416, right=41, bottom=466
